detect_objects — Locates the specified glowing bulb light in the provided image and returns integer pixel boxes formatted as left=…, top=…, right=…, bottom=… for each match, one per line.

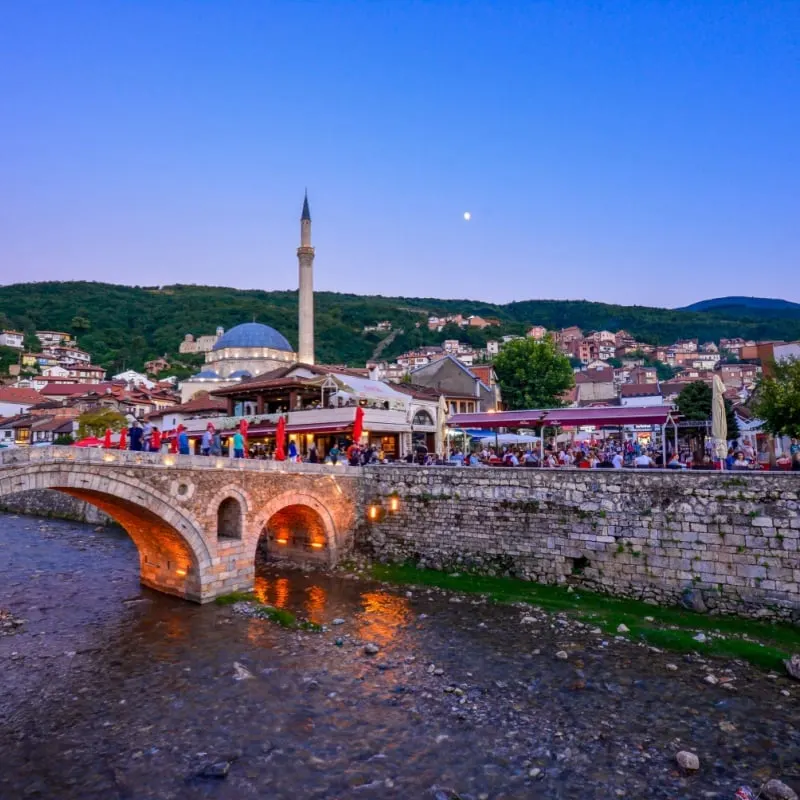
left=276, top=538, right=288, bottom=545
left=389, top=496, right=400, bottom=513
left=310, top=542, right=324, bottom=549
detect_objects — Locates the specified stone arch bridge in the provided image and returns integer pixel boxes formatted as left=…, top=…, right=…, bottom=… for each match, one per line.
left=0, top=447, right=363, bottom=603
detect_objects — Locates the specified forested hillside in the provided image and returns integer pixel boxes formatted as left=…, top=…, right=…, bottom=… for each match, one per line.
left=1, top=282, right=799, bottom=373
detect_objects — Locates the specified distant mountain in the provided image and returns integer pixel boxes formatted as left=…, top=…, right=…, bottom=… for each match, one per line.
left=2, top=282, right=800, bottom=374
left=681, top=296, right=800, bottom=313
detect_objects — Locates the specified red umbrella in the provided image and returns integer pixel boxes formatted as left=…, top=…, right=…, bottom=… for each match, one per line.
left=118, top=427, right=127, bottom=450
left=274, top=416, right=286, bottom=461
left=353, top=406, right=365, bottom=443
left=75, top=437, right=104, bottom=448
left=239, top=419, right=249, bottom=459
left=103, top=428, right=112, bottom=449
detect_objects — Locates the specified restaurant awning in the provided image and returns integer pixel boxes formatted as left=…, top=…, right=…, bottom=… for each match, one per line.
left=449, top=406, right=676, bottom=430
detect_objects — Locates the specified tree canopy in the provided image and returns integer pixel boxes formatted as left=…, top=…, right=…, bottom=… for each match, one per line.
left=493, top=337, right=574, bottom=410
left=676, top=381, right=739, bottom=438
left=753, top=359, right=800, bottom=438
left=77, top=409, right=128, bottom=438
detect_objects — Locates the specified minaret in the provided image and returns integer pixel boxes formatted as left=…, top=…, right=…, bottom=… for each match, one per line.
left=297, top=190, right=315, bottom=364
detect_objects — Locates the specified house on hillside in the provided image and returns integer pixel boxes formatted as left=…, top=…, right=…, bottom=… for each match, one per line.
left=410, top=355, right=500, bottom=414
left=574, top=366, right=616, bottom=405
left=620, top=384, right=664, bottom=407
left=0, top=387, right=44, bottom=418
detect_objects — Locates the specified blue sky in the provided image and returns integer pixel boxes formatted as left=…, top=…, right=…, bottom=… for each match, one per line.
left=1, top=1, right=797, bottom=306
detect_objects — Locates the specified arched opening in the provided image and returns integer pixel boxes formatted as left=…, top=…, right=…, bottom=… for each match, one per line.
left=0, top=466, right=211, bottom=602
left=256, top=504, right=329, bottom=565
left=59, top=488, right=204, bottom=601
left=217, top=497, right=242, bottom=539
left=413, top=410, right=435, bottom=426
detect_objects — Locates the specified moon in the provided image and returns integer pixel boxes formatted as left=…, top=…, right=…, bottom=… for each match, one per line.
left=463, top=211, right=471, bottom=221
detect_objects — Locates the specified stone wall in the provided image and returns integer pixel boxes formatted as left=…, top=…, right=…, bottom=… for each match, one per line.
left=0, top=489, right=112, bottom=525
left=362, top=466, right=800, bottom=621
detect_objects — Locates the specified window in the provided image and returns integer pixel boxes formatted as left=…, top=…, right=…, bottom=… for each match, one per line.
left=412, top=410, right=434, bottom=426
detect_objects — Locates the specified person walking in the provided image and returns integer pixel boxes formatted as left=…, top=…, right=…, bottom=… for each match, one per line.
left=308, top=444, right=319, bottom=464
left=329, top=443, right=340, bottom=465
left=288, top=440, right=298, bottom=462
left=211, top=431, right=222, bottom=456
left=178, top=428, right=190, bottom=456
left=201, top=426, right=213, bottom=456
left=150, top=427, right=162, bottom=453
left=232, top=430, right=245, bottom=459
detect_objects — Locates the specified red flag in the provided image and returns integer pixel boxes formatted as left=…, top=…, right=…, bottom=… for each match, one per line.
left=275, top=416, right=286, bottom=461
left=103, top=428, right=112, bottom=449
left=353, top=406, right=365, bottom=443
left=118, top=428, right=127, bottom=450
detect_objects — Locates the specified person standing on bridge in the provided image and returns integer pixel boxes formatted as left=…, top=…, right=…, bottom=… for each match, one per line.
left=129, top=423, right=144, bottom=452
left=178, top=426, right=190, bottom=456
left=201, top=425, right=213, bottom=457
left=232, top=430, right=245, bottom=459
left=211, top=430, right=222, bottom=457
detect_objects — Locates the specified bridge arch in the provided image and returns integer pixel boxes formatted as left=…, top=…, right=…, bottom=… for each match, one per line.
left=207, top=484, right=252, bottom=541
left=0, top=463, right=212, bottom=602
left=253, top=491, right=339, bottom=566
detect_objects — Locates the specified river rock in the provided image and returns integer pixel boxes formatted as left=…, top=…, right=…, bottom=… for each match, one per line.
left=763, top=778, right=799, bottom=800
left=332, top=618, right=345, bottom=625
left=676, top=751, right=700, bottom=771
left=617, top=624, right=629, bottom=633
left=363, top=643, right=379, bottom=655
left=784, top=655, right=800, bottom=681
left=681, top=588, right=707, bottom=613
left=693, top=633, right=707, bottom=644
left=555, top=651, right=568, bottom=660
left=198, top=760, right=231, bottom=778
left=232, top=662, right=254, bottom=680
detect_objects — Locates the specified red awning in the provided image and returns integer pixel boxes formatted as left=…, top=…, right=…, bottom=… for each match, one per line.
left=449, top=406, right=675, bottom=430
left=287, top=422, right=352, bottom=434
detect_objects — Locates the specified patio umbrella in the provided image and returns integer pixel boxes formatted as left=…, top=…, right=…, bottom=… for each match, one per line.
left=711, top=375, right=728, bottom=466
left=74, top=437, right=104, bottom=448
left=438, top=395, right=449, bottom=457
left=118, top=427, right=127, bottom=450
left=353, top=406, right=365, bottom=443
left=103, top=428, right=112, bottom=449
left=274, top=416, right=286, bottom=461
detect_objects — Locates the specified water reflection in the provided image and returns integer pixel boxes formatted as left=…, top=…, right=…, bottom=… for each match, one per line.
left=355, top=591, right=411, bottom=646
left=305, top=585, right=327, bottom=623
left=252, top=575, right=291, bottom=609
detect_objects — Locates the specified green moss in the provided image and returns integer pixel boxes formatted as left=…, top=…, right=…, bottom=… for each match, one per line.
left=215, top=592, right=321, bottom=631
left=367, top=562, right=800, bottom=671
left=215, top=591, right=257, bottom=605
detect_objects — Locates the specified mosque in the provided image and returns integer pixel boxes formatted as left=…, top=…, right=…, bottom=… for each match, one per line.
left=178, top=193, right=316, bottom=402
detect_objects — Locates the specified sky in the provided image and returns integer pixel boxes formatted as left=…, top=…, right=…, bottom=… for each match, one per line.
left=1, top=1, right=798, bottom=307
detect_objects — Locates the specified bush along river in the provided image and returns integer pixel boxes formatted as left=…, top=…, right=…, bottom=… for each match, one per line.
left=1, top=513, right=800, bottom=800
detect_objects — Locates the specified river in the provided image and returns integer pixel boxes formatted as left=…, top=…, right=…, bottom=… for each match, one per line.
left=1, top=514, right=799, bottom=799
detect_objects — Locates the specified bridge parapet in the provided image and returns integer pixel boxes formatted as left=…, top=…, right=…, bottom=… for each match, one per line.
left=0, top=445, right=359, bottom=475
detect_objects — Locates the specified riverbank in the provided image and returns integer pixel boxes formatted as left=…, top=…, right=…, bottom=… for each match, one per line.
left=3, top=514, right=800, bottom=799
left=343, top=560, right=800, bottom=674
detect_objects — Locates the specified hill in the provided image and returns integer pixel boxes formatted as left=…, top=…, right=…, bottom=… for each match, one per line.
left=2, top=281, right=800, bottom=374
left=680, top=296, right=800, bottom=315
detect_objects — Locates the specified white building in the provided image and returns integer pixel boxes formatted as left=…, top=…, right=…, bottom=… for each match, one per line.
left=179, top=327, right=225, bottom=354
left=0, top=330, right=24, bottom=349
left=36, top=331, right=74, bottom=348
left=113, top=370, right=155, bottom=389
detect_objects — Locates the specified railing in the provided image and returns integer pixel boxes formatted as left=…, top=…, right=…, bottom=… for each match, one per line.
left=0, top=446, right=360, bottom=475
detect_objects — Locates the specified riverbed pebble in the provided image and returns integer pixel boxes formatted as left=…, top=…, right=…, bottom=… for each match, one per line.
left=763, top=779, right=799, bottom=800
left=675, top=750, right=700, bottom=771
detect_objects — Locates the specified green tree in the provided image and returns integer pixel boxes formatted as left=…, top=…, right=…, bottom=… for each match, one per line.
left=54, top=433, right=75, bottom=445
left=71, top=315, right=91, bottom=332
left=0, top=345, right=20, bottom=375
left=493, top=337, right=574, bottom=409
left=77, top=409, right=127, bottom=438
left=676, top=381, right=739, bottom=437
left=752, top=358, right=800, bottom=438
left=23, top=330, right=39, bottom=352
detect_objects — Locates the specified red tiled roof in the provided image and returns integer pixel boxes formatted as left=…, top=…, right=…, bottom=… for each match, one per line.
left=146, top=393, right=225, bottom=419
left=620, top=384, right=662, bottom=397
left=40, top=383, right=117, bottom=396
left=0, top=387, right=44, bottom=404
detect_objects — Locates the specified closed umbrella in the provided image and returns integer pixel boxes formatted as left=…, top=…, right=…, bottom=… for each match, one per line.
left=239, top=419, right=249, bottom=459
left=103, top=428, right=112, bottom=449
left=353, top=406, right=365, bottom=443
left=711, top=375, right=728, bottom=467
left=275, top=416, right=286, bottom=461
left=437, top=395, right=449, bottom=457
left=118, top=427, right=127, bottom=450
left=75, top=437, right=104, bottom=448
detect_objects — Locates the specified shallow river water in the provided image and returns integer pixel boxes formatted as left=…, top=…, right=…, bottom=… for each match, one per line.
left=1, top=514, right=799, bottom=800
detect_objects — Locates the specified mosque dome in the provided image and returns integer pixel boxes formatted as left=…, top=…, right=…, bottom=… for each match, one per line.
left=229, top=370, right=252, bottom=379
left=192, top=370, right=221, bottom=379
left=212, top=322, right=293, bottom=353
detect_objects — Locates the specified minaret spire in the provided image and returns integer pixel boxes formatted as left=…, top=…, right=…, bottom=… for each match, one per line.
left=297, top=191, right=315, bottom=364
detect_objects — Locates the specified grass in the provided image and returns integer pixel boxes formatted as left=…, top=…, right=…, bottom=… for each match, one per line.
left=368, top=562, right=800, bottom=672
left=214, top=592, right=322, bottom=632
